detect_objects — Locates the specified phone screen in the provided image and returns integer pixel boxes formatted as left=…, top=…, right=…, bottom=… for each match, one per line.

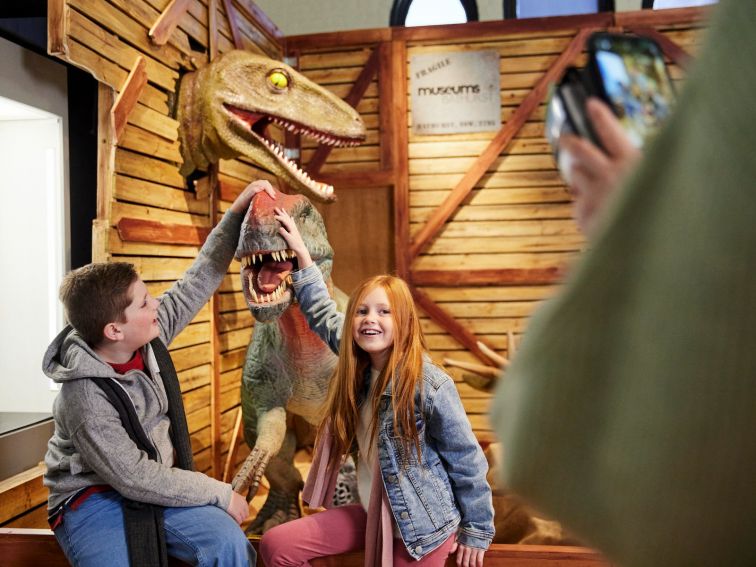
left=593, top=35, right=675, bottom=148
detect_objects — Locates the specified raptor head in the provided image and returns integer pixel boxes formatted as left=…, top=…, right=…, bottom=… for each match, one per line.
left=235, top=189, right=333, bottom=322
left=178, top=50, right=366, bottom=203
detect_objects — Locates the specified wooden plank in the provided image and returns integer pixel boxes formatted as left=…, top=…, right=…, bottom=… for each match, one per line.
left=64, top=39, right=168, bottom=115
left=423, top=234, right=583, bottom=255
left=411, top=286, right=495, bottom=366
left=307, top=45, right=381, bottom=176
left=68, top=8, right=179, bottom=92
left=96, top=84, right=116, bottom=243
left=208, top=0, right=218, bottom=60
left=627, top=26, right=691, bottom=68
left=410, top=169, right=563, bottom=191
left=209, top=168, right=224, bottom=476
left=115, top=149, right=186, bottom=189
left=411, top=203, right=574, bottom=224
left=235, top=0, right=284, bottom=42
left=413, top=251, right=573, bottom=271
left=409, top=219, right=580, bottom=239
left=412, top=268, right=563, bottom=286
left=390, top=39, right=410, bottom=279
left=68, top=0, right=190, bottom=70
left=0, top=464, right=47, bottom=525
left=221, top=0, right=244, bottom=48
left=115, top=175, right=206, bottom=214
left=48, top=0, right=68, bottom=56
left=112, top=56, right=147, bottom=142
left=286, top=28, right=392, bottom=51
left=178, top=363, right=212, bottom=393
left=410, top=186, right=568, bottom=207
left=149, top=0, right=192, bottom=45
left=116, top=217, right=210, bottom=245
left=109, top=229, right=200, bottom=257
left=119, top=124, right=182, bottom=163
left=314, top=169, right=393, bottom=190
left=408, top=28, right=593, bottom=260
left=129, top=102, right=179, bottom=141
left=614, top=6, right=711, bottom=27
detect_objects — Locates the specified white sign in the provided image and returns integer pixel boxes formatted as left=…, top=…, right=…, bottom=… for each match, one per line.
left=410, top=50, right=501, bottom=135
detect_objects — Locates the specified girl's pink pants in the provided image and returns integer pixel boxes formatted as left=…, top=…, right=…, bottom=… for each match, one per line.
left=260, top=504, right=456, bottom=566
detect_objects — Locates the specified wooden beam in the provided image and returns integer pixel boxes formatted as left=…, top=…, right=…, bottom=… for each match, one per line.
left=411, top=268, right=563, bottom=286
left=410, top=286, right=496, bottom=366
left=116, top=218, right=210, bottom=246
left=222, top=0, right=244, bottom=49
left=208, top=0, right=218, bottom=61
left=286, top=28, right=391, bottom=51
left=408, top=28, right=594, bottom=260
left=627, top=26, right=691, bottom=68
left=95, top=84, right=116, bottom=263
left=0, top=465, right=46, bottom=525
left=234, top=0, right=285, bottom=42
left=390, top=40, right=411, bottom=280
left=315, top=169, right=394, bottom=190
left=377, top=42, right=393, bottom=171
left=0, top=529, right=609, bottom=567
left=614, top=6, right=711, bottom=28
left=306, top=46, right=382, bottom=176
left=47, top=0, right=67, bottom=56
left=209, top=165, right=223, bottom=477
left=111, top=56, right=147, bottom=143
left=149, top=0, right=192, bottom=46
left=222, top=408, right=244, bottom=482
left=393, top=12, right=613, bottom=42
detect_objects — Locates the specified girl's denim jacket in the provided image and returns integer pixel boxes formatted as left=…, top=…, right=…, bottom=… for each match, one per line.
left=293, top=264, right=494, bottom=558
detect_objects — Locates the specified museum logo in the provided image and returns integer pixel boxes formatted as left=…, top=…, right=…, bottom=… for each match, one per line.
left=417, top=84, right=480, bottom=96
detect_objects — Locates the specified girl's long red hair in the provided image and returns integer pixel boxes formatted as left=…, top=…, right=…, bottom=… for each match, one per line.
left=318, top=275, right=426, bottom=468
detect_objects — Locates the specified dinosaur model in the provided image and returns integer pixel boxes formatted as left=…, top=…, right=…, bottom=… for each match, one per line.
left=230, top=188, right=346, bottom=533
left=176, top=49, right=366, bottom=532
left=177, top=49, right=366, bottom=203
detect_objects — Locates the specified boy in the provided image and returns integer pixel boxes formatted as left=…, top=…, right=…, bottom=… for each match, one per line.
left=43, top=180, right=276, bottom=567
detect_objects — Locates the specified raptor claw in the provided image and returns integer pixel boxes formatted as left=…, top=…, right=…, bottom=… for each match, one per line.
left=231, top=447, right=271, bottom=501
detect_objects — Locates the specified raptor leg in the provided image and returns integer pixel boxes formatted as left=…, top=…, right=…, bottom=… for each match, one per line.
left=234, top=406, right=287, bottom=501
left=246, top=428, right=303, bottom=534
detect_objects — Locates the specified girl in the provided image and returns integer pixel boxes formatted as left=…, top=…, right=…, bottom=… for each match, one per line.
left=259, top=208, right=494, bottom=567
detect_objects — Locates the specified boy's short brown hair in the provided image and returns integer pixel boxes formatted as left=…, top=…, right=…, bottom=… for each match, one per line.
left=59, top=262, right=139, bottom=346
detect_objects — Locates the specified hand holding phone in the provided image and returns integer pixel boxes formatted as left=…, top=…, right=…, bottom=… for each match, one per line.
left=546, top=32, right=675, bottom=154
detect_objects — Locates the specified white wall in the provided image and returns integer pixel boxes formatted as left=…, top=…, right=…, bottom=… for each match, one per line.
left=255, top=0, right=644, bottom=36
left=0, top=119, right=65, bottom=413
left=0, top=36, right=69, bottom=413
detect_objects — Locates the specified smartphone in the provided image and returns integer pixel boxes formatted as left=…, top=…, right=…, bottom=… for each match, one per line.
left=587, top=32, right=676, bottom=148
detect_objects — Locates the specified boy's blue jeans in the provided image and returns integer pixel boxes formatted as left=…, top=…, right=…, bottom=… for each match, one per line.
left=53, top=491, right=255, bottom=567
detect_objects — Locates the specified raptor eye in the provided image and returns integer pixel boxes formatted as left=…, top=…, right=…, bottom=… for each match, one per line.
left=268, top=70, right=289, bottom=90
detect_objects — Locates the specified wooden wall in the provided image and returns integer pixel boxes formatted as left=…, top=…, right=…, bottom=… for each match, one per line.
left=1, top=0, right=283, bottom=528
left=0, top=3, right=710, bottom=529
left=287, top=7, right=709, bottom=444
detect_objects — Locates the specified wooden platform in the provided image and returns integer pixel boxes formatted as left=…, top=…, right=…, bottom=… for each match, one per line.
left=0, top=527, right=612, bottom=566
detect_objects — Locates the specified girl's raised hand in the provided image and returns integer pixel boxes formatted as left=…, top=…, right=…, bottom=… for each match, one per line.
left=274, top=207, right=313, bottom=270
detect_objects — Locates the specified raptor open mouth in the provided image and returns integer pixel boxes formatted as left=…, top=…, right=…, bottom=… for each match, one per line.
left=224, top=104, right=363, bottom=201
left=240, top=249, right=298, bottom=306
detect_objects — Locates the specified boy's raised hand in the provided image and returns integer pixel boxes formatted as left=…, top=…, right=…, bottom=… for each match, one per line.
left=229, top=179, right=277, bottom=214
left=274, top=207, right=313, bottom=270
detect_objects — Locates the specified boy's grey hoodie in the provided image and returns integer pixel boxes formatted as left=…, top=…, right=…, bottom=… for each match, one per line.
left=43, top=210, right=243, bottom=513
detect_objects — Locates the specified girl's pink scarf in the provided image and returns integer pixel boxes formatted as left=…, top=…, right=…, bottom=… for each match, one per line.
left=302, top=419, right=394, bottom=566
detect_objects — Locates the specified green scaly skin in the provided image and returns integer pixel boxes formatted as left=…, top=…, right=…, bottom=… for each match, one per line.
left=177, top=50, right=366, bottom=203
left=231, top=189, right=344, bottom=534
